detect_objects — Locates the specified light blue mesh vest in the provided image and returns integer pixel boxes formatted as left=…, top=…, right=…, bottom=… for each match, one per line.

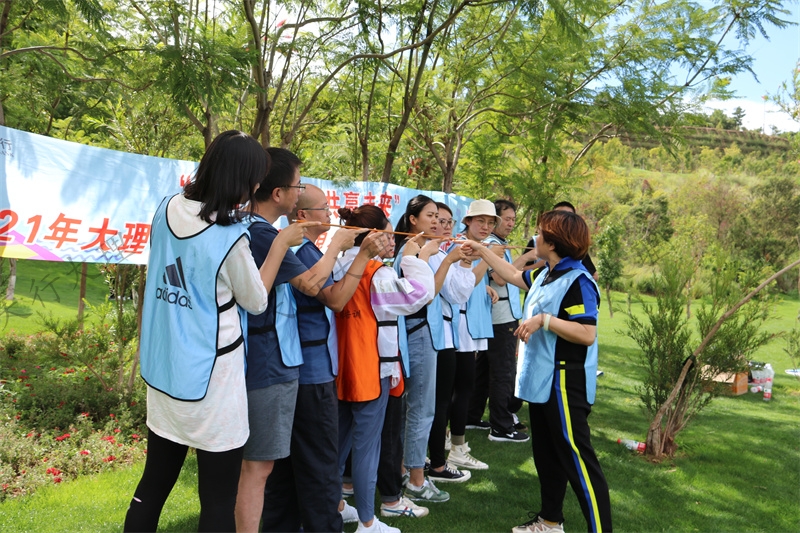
left=141, top=196, right=249, bottom=401
left=515, top=267, right=599, bottom=404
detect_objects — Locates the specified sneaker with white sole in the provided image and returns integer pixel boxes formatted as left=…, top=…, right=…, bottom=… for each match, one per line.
left=465, top=420, right=491, bottom=430
left=511, top=514, right=564, bottom=533
left=342, top=484, right=354, bottom=497
left=489, top=429, right=530, bottom=443
left=404, top=478, right=450, bottom=503
left=340, top=500, right=359, bottom=523
left=427, top=463, right=471, bottom=483
left=355, top=516, right=401, bottom=533
left=380, top=496, right=429, bottom=518
left=447, top=443, right=488, bottom=470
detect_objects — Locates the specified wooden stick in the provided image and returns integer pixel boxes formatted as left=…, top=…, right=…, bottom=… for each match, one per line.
left=290, top=221, right=534, bottom=249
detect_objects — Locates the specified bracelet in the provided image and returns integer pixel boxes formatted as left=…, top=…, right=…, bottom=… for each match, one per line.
left=543, top=313, right=551, bottom=332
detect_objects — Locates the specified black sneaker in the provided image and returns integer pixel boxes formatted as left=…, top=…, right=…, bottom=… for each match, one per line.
left=427, top=463, right=472, bottom=483
left=489, top=429, right=530, bottom=443
left=465, top=420, right=491, bottom=430
left=513, top=413, right=528, bottom=431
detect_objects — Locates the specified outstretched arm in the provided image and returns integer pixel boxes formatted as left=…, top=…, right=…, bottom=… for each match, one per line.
left=461, top=241, right=528, bottom=290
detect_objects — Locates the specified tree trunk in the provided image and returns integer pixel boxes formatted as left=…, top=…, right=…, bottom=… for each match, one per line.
left=5, top=258, right=15, bottom=300
left=128, top=265, right=146, bottom=394
left=77, top=263, right=87, bottom=326
left=645, top=256, right=800, bottom=460
left=606, top=287, right=613, bottom=318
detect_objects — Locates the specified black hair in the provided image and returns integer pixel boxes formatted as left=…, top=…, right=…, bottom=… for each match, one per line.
left=435, top=202, right=452, bottom=216
left=395, top=194, right=436, bottom=255
left=552, top=201, right=576, bottom=213
left=183, top=130, right=268, bottom=226
left=338, top=205, right=389, bottom=246
left=254, top=147, right=302, bottom=202
left=494, top=199, right=516, bottom=215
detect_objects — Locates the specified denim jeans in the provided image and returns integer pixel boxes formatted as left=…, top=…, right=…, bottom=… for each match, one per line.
left=338, top=377, right=390, bottom=523
left=403, top=318, right=437, bottom=469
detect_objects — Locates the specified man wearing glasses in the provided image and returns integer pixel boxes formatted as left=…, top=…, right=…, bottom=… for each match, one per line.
left=236, top=149, right=365, bottom=532
left=467, top=199, right=532, bottom=443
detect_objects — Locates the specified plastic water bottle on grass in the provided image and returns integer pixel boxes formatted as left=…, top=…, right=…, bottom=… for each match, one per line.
left=618, top=438, right=645, bottom=453
left=763, top=364, right=774, bottom=401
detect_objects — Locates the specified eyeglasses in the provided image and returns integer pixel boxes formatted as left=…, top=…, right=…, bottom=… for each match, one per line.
left=439, top=219, right=453, bottom=227
left=282, top=184, right=306, bottom=191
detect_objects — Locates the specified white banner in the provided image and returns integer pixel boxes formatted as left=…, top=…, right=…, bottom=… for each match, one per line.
left=0, top=126, right=475, bottom=265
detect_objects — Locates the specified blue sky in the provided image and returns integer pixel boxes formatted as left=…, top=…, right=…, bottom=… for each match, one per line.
left=704, top=3, right=800, bottom=133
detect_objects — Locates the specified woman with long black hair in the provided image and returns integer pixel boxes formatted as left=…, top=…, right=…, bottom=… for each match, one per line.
left=124, top=131, right=313, bottom=532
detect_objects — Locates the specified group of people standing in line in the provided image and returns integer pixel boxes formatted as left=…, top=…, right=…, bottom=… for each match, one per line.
left=123, top=130, right=612, bottom=533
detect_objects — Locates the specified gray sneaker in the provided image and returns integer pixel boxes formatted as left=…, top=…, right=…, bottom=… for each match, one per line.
left=404, top=478, right=450, bottom=503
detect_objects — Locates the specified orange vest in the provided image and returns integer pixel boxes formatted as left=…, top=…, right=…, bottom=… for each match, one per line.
left=335, top=260, right=403, bottom=401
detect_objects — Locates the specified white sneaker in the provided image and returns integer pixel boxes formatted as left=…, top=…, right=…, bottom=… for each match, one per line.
left=511, top=514, right=564, bottom=533
left=380, top=496, right=430, bottom=518
left=447, top=443, right=488, bottom=470
left=341, top=500, right=359, bottom=523
left=355, top=516, right=401, bottom=533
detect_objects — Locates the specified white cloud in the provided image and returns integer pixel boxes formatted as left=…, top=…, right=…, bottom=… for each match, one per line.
left=703, top=98, right=799, bottom=134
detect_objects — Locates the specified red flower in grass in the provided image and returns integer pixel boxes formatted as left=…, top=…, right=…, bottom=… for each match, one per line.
left=101, top=436, right=116, bottom=443
left=113, top=428, right=120, bottom=433
left=131, top=434, right=140, bottom=440
left=102, top=455, right=116, bottom=462
left=80, top=450, right=90, bottom=456
left=53, top=477, right=62, bottom=484
left=109, top=413, right=116, bottom=419
left=46, top=467, right=61, bottom=476
left=55, top=433, right=70, bottom=442
left=2, top=483, right=8, bottom=491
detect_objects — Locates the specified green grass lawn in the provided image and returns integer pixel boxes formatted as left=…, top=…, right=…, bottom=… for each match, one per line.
left=1, top=261, right=798, bottom=532
left=0, top=259, right=110, bottom=335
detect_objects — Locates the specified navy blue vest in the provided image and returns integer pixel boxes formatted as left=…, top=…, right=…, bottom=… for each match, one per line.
left=289, top=239, right=338, bottom=381
left=246, top=219, right=303, bottom=368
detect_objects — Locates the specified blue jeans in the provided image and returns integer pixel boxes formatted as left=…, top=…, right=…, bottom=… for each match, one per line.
left=403, top=319, right=437, bottom=469
left=338, top=377, right=390, bottom=523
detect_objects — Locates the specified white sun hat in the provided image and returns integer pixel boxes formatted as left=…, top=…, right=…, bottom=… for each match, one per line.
left=461, top=199, right=500, bottom=225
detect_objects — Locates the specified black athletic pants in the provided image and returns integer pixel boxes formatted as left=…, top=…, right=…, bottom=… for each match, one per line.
left=469, top=321, right=520, bottom=433
left=428, top=348, right=456, bottom=469
left=450, top=350, right=478, bottom=437
left=529, top=365, right=612, bottom=532
left=123, top=429, right=243, bottom=533
left=261, top=381, right=342, bottom=533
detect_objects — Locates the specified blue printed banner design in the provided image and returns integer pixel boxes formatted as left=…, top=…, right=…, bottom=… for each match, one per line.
left=0, top=126, right=474, bottom=265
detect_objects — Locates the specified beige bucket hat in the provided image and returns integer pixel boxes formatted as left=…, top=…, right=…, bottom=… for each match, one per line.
left=461, top=199, right=500, bottom=225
